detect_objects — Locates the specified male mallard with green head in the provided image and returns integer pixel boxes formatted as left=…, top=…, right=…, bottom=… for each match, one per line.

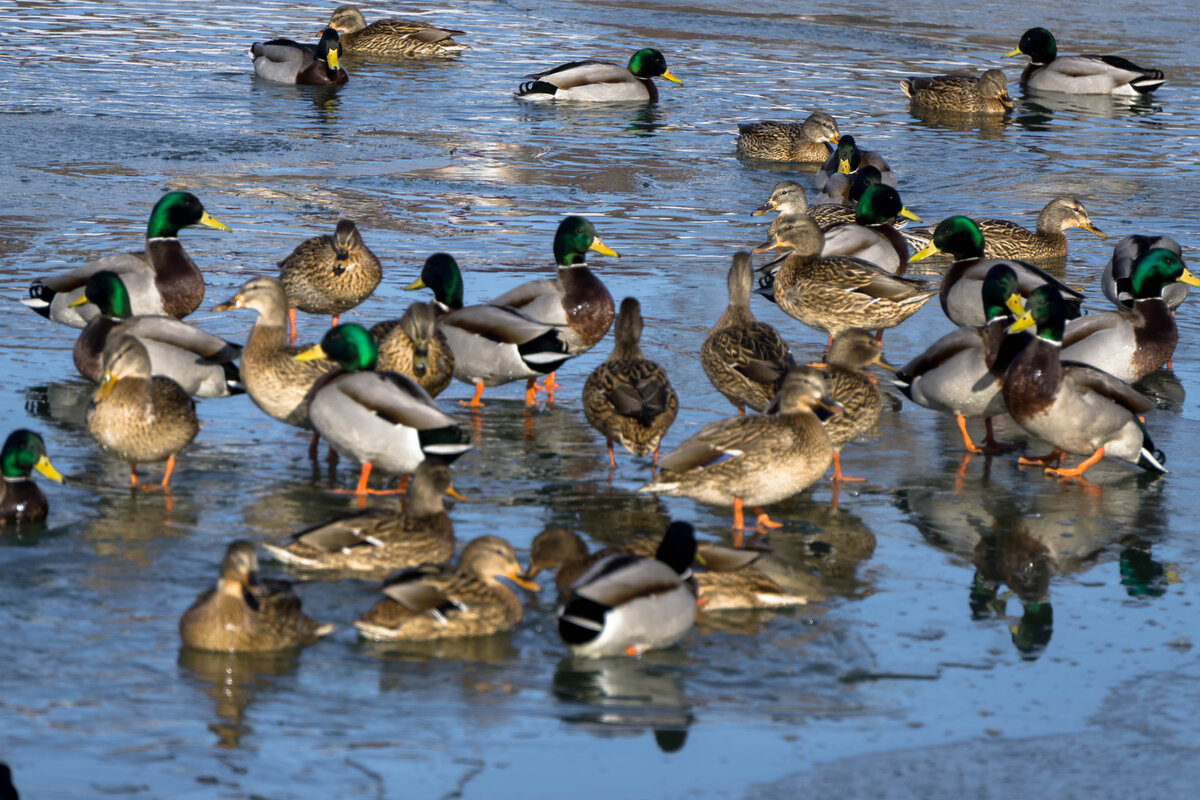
left=251, top=27, right=348, bottom=85
left=1003, top=27, right=1164, bottom=95
left=517, top=48, right=681, bottom=102
left=0, top=430, right=64, bottom=526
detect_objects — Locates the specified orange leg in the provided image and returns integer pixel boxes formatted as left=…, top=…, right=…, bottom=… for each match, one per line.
left=1046, top=447, right=1105, bottom=479
left=535, top=372, right=561, bottom=401
left=751, top=507, right=783, bottom=532
left=160, top=454, right=177, bottom=490
left=875, top=329, right=884, bottom=343
left=459, top=381, right=486, bottom=408
left=1019, top=449, right=1065, bottom=468
left=737, top=405, right=745, bottom=416
left=525, top=378, right=538, bottom=407
left=330, top=314, right=339, bottom=328
left=607, top=438, right=616, bottom=469
left=129, top=463, right=140, bottom=489
left=288, top=307, right=298, bottom=344
left=731, top=497, right=745, bottom=548
left=355, top=462, right=372, bottom=495
left=830, top=480, right=841, bottom=510
left=831, top=451, right=866, bottom=483
left=955, top=415, right=985, bottom=455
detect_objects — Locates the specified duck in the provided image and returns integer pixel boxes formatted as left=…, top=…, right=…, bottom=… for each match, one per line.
left=813, top=164, right=885, bottom=207
left=1060, top=248, right=1200, bottom=383
left=250, top=27, right=348, bottom=85
left=753, top=180, right=848, bottom=233
left=909, top=215, right=1084, bottom=327
left=294, top=323, right=471, bottom=495
left=1103, top=234, right=1188, bottom=311
left=370, top=301, right=455, bottom=398
left=901, top=69, right=1013, bottom=114
left=1003, top=285, right=1166, bottom=478
left=353, top=535, right=539, bottom=641
left=557, top=521, right=697, bottom=657
left=85, top=336, right=199, bottom=491
left=516, top=48, right=681, bottom=102
left=701, top=252, right=796, bottom=414
left=894, top=264, right=1028, bottom=454
left=180, top=540, right=334, bottom=652
left=71, top=271, right=242, bottom=398
left=404, top=253, right=576, bottom=407
left=278, top=219, right=382, bottom=340
left=905, top=197, right=1105, bottom=262
left=819, top=330, right=891, bottom=482
left=1003, top=27, right=1164, bottom=96
left=325, top=5, right=467, bottom=57
left=582, top=297, right=678, bottom=466
left=22, top=191, right=228, bottom=328
left=798, top=184, right=921, bottom=274
left=213, top=275, right=339, bottom=432
left=261, top=459, right=462, bottom=575
left=815, top=135, right=896, bottom=192
left=0, top=430, right=64, bottom=526
left=754, top=217, right=938, bottom=342
left=640, top=368, right=841, bottom=546
left=735, top=112, right=840, bottom=163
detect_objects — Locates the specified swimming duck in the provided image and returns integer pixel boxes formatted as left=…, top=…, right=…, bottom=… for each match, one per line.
left=910, top=215, right=1084, bottom=327
left=755, top=217, right=938, bottom=341
left=213, top=275, right=339, bottom=430
left=1060, top=248, right=1200, bottom=383
left=813, top=164, right=885, bottom=207
left=370, top=301, right=455, bottom=398
left=516, top=48, right=681, bottom=102
left=72, top=271, right=242, bottom=398
left=405, top=253, right=576, bottom=407
left=261, top=459, right=461, bottom=575
left=819, top=330, right=892, bottom=482
left=894, top=264, right=1027, bottom=453
left=251, top=27, right=348, bottom=85
left=901, top=69, right=1013, bottom=114
left=295, top=323, right=471, bottom=495
left=801, top=184, right=921, bottom=274
left=815, top=135, right=896, bottom=192
left=22, top=191, right=228, bottom=328
left=85, top=336, right=199, bottom=491
left=180, top=540, right=334, bottom=652
left=557, top=521, right=697, bottom=657
left=640, top=368, right=841, bottom=546
left=278, top=219, right=382, bottom=340
left=701, top=252, right=796, bottom=414
left=582, top=298, right=678, bottom=465
left=1004, top=285, right=1166, bottom=477
left=752, top=180, right=851, bottom=233
left=735, top=112, right=840, bottom=163
left=0, top=430, right=64, bottom=526
left=354, top=535, right=539, bottom=641
left=326, top=5, right=467, bottom=57
left=1103, top=234, right=1188, bottom=311
left=906, top=197, right=1105, bottom=262
left=1003, top=27, right=1164, bottom=96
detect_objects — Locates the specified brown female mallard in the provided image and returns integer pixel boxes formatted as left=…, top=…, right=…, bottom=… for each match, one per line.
left=735, top=112, right=840, bottom=163
left=0, top=430, right=64, bottom=526
left=370, top=301, right=454, bottom=398
left=279, top=219, right=382, bottom=339
left=901, top=69, right=1013, bottom=114
left=582, top=297, right=678, bottom=465
left=180, top=540, right=334, bottom=652
left=326, top=5, right=467, bottom=57
left=819, top=330, right=891, bottom=482
left=751, top=180, right=855, bottom=233
left=906, top=197, right=1105, bottom=262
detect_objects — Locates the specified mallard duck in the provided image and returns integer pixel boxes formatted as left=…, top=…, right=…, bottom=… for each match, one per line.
left=1060, top=248, right=1200, bottom=383
left=72, top=271, right=242, bottom=398
left=819, top=329, right=891, bottom=482
left=1003, top=27, right=1164, bottom=95
left=751, top=180, right=855, bottom=233
left=370, top=301, right=454, bottom=398
left=180, top=540, right=334, bottom=652
left=295, top=323, right=471, bottom=495
left=279, top=219, right=381, bottom=340
left=22, top=191, right=228, bottom=328
left=701, top=252, right=796, bottom=414
left=901, top=69, right=1013, bottom=114
left=85, top=336, right=199, bottom=490
left=582, top=298, right=678, bottom=465
left=557, top=521, right=696, bottom=657
left=795, top=184, right=921, bottom=274
left=0, top=430, right=64, bottom=526
left=405, top=253, right=576, bottom=407
left=213, top=275, right=339, bottom=430
left=813, top=164, right=885, bottom=207
left=261, top=459, right=461, bottom=574
left=906, top=197, right=1105, bottom=262
left=354, top=535, right=539, bottom=641
left=516, top=48, right=681, bottom=102
left=910, top=215, right=1084, bottom=327
left=894, top=264, right=1028, bottom=453
left=754, top=217, right=938, bottom=341
left=326, top=5, right=467, bottom=57
left=1004, top=285, right=1166, bottom=477
left=1103, top=234, right=1188, bottom=310
left=640, top=368, right=841, bottom=545
left=815, top=135, right=896, bottom=192
left=251, top=27, right=348, bottom=85
left=735, top=112, right=840, bottom=163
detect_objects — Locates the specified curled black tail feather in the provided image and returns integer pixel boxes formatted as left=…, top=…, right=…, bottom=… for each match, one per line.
left=517, top=80, right=558, bottom=97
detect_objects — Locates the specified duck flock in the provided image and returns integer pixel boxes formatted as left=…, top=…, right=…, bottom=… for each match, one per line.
left=2, top=6, right=1182, bottom=666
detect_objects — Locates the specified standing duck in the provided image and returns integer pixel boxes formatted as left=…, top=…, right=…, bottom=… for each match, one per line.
left=370, top=301, right=455, bottom=398
left=180, top=540, right=334, bottom=652
left=516, top=48, right=681, bottom=102
left=1103, top=234, right=1188, bottom=311
left=325, top=5, right=467, bottom=57
left=251, top=27, right=348, bottom=85
left=1003, top=27, right=1164, bottom=95
left=279, top=219, right=382, bottom=340
left=22, top=191, right=228, bottom=328
left=735, top=112, right=840, bottom=163
left=901, top=69, right=1013, bottom=114
left=815, top=135, right=896, bottom=192
left=905, top=197, right=1105, bottom=262
left=582, top=298, right=678, bottom=466
left=0, top=430, right=64, bottom=526
left=819, top=330, right=891, bottom=483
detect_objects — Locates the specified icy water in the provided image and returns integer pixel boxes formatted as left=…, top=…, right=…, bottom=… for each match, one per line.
left=3, top=0, right=1200, bottom=796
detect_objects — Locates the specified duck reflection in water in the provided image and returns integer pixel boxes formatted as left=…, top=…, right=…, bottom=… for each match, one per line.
left=177, top=648, right=302, bottom=749
left=970, top=522, right=1054, bottom=660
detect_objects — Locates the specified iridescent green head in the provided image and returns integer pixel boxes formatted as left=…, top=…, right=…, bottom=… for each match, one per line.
left=912, top=215, right=986, bottom=262
left=79, top=270, right=133, bottom=319
left=146, top=191, right=229, bottom=239
left=316, top=27, right=343, bottom=70
left=854, top=185, right=919, bottom=226
left=1006, top=27, right=1057, bottom=64
left=1, top=430, right=63, bottom=483
left=553, top=216, right=619, bottom=266
left=981, top=264, right=1022, bottom=322
left=1129, top=248, right=1200, bottom=299
left=298, top=323, right=377, bottom=371
left=406, top=252, right=464, bottom=310
left=848, top=165, right=883, bottom=204
left=627, top=48, right=681, bottom=84
left=834, top=135, right=861, bottom=173
left=1011, top=285, right=1067, bottom=342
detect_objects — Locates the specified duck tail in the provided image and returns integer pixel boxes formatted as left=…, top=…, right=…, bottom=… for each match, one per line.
left=892, top=371, right=915, bottom=401
left=1134, top=418, right=1168, bottom=474
left=899, top=79, right=914, bottom=99
left=558, top=595, right=607, bottom=645
left=517, top=80, right=558, bottom=97
left=22, top=281, right=54, bottom=318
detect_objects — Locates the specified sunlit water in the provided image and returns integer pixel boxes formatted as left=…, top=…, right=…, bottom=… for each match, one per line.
left=3, top=0, right=1200, bottom=796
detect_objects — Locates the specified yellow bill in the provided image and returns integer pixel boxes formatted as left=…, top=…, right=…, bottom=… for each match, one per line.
left=199, top=211, right=230, bottom=231
left=908, top=241, right=940, bottom=263
left=69, top=293, right=91, bottom=308
left=404, top=277, right=426, bottom=291
left=1003, top=47, right=1023, bottom=58
left=838, top=157, right=851, bottom=174
left=1179, top=267, right=1200, bottom=287
left=589, top=236, right=619, bottom=258
left=1005, top=293, right=1025, bottom=316
left=899, top=207, right=922, bottom=222
left=35, top=455, right=65, bottom=484
left=327, top=49, right=340, bottom=71
left=1007, top=311, right=1036, bottom=333
left=661, top=68, right=682, bottom=85
left=294, top=344, right=328, bottom=362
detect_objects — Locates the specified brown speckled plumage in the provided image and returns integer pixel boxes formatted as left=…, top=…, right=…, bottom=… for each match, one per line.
left=328, top=5, right=468, bottom=57
left=371, top=301, right=454, bottom=397
left=901, top=69, right=1013, bottom=114
left=279, top=219, right=382, bottom=318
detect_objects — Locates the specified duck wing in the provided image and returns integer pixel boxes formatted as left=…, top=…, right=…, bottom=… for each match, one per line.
left=1061, top=363, right=1155, bottom=414
left=335, top=371, right=460, bottom=429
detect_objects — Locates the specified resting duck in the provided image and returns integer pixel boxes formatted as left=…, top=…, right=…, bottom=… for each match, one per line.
left=735, top=112, right=840, bottom=163
left=326, top=5, right=467, bottom=57
left=901, top=69, right=1013, bottom=114
left=251, top=27, right=348, bottom=85
left=1003, top=27, right=1164, bottom=95
left=0, top=430, right=64, bottom=526
left=516, top=48, right=681, bottom=102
